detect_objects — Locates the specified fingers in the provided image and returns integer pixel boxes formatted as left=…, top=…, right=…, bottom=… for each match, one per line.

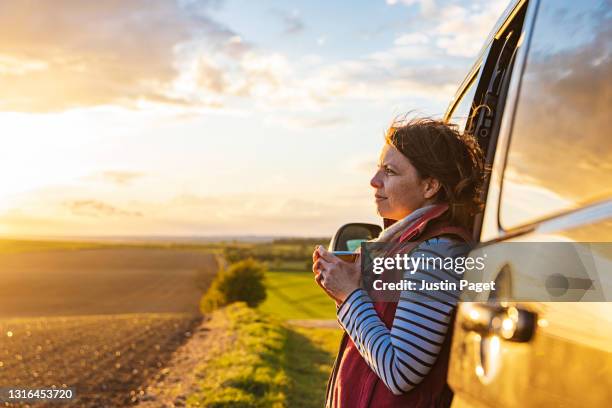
left=314, top=272, right=324, bottom=288
left=312, top=259, right=324, bottom=275
left=315, top=274, right=339, bottom=305
left=313, top=267, right=342, bottom=305
left=316, top=245, right=335, bottom=262
left=312, top=247, right=320, bottom=263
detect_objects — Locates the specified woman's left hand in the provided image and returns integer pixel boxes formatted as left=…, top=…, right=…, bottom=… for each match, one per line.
left=313, top=246, right=362, bottom=304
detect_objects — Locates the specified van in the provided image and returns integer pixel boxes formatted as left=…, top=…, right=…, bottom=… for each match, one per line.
left=330, top=0, right=611, bottom=405
left=444, top=0, right=611, bottom=406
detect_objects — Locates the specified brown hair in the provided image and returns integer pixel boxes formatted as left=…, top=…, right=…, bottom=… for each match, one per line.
left=385, top=117, right=485, bottom=231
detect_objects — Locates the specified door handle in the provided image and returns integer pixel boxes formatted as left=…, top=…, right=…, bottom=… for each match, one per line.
left=460, top=303, right=537, bottom=342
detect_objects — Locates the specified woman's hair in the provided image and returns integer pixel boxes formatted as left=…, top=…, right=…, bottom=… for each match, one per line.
left=385, top=116, right=485, bottom=231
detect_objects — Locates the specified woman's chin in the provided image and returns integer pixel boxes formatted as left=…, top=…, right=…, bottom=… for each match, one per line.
left=376, top=205, right=407, bottom=221
left=375, top=203, right=392, bottom=219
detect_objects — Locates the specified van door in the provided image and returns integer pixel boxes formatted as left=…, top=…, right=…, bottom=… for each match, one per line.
left=451, top=218, right=612, bottom=408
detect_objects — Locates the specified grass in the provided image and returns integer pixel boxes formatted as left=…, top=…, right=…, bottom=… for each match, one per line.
left=283, top=326, right=343, bottom=407
left=187, top=303, right=287, bottom=407
left=187, top=304, right=287, bottom=407
left=186, top=303, right=342, bottom=408
left=258, top=270, right=338, bottom=320
left=190, top=263, right=343, bottom=407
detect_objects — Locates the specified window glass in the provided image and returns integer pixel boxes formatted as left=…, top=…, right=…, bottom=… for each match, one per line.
left=448, top=75, right=478, bottom=133
left=500, top=0, right=612, bottom=229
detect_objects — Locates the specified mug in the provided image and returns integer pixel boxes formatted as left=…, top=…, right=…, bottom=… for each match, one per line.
left=332, top=251, right=359, bottom=263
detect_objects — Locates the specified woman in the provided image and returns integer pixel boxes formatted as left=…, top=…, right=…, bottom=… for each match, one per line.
left=313, top=118, right=484, bottom=408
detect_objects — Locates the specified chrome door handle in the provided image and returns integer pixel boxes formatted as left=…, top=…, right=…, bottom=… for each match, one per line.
left=460, top=303, right=537, bottom=342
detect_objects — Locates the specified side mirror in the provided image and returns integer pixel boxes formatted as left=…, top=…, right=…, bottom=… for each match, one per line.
left=329, top=223, right=382, bottom=252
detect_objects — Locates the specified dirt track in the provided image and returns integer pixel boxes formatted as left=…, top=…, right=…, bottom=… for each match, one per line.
left=0, top=248, right=218, bottom=407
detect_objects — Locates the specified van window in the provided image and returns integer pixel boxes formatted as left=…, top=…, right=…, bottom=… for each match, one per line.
left=448, top=75, right=478, bottom=133
left=500, top=0, right=612, bottom=229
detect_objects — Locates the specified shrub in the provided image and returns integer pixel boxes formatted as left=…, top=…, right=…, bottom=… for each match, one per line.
left=201, top=258, right=267, bottom=312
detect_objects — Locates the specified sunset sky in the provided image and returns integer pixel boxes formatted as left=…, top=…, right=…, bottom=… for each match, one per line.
left=0, top=0, right=507, bottom=237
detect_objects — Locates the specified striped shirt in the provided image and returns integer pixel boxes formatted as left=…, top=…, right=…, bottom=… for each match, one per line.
left=336, top=237, right=470, bottom=396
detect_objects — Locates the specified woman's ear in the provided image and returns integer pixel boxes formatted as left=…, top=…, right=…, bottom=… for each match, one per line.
left=422, top=177, right=441, bottom=199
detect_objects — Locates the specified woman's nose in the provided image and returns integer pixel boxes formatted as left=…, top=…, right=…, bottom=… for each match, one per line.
left=370, top=170, right=383, bottom=188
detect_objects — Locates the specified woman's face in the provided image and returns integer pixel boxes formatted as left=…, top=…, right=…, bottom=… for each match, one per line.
left=370, top=143, right=437, bottom=220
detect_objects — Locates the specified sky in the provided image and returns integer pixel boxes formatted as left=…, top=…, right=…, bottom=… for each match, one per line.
left=0, top=0, right=508, bottom=237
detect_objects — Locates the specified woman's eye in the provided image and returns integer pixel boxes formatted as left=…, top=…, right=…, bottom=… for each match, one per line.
left=384, top=167, right=394, bottom=175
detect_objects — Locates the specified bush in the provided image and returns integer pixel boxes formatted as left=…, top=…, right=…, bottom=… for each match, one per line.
left=223, top=246, right=255, bottom=263
left=201, top=258, right=267, bottom=312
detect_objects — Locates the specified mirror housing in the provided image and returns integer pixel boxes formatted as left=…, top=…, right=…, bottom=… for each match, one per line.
left=328, top=223, right=382, bottom=252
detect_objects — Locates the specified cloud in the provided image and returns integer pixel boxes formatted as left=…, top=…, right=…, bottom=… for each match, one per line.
left=64, top=200, right=143, bottom=218
left=346, top=156, right=379, bottom=175
left=271, top=9, right=305, bottom=35
left=0, top=0, right=234, bottom=112
left=96, top=171, right=144, bottom=186
left=503, top=14, right=612, bottom=205
left=386, top=0, right=437, bottom=16
left=0, top=187, right=379, bottom=236
left=159, top=192, right=377, bottom=235
left=196, top=57, right=227, bottom=94
left=386, top=0, right=507, bottom=58
left=432, top=1, right=507, bottom=57
left=305, top=51, right=463, bottom=104
left=394, top=33, right=430, bottom=46
left=0, top=0, right=506, bottom=117
left=268, top=114, right=350, bottom=129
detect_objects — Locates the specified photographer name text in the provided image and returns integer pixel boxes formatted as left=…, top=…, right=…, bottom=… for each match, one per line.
left=372, top=279, right=495, bottom=293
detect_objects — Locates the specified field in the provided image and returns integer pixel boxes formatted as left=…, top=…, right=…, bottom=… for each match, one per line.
left=0, top=245, right=218, bottom=407
left=0, top=314, right=200, bottom=407
left=0, top=248, right=217, bottom=317
left=0, top=238, right=342, bottom=407
left=259, top=270, right=337, bottom=320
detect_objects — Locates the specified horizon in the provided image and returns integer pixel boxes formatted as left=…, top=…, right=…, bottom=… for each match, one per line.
left=0, top=232, right=332, bottom=243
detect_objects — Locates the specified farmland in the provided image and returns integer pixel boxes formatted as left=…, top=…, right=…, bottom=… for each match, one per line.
left=0, top=237, right=342, bottom=407
left=0, top=248, right=218, bottom=317
left=0, top=313, right=200, bottom=407
left=0, top=245, right=218, bottom=407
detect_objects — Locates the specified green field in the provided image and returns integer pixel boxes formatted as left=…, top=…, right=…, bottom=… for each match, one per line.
left=259, top=270, right=338, bottom=320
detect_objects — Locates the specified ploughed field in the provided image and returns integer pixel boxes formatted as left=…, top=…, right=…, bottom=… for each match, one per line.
left=0, top=248, right=218, bottom=407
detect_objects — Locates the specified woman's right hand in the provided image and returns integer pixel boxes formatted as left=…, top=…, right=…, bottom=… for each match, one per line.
left=312, top=246, right=343, bottom=306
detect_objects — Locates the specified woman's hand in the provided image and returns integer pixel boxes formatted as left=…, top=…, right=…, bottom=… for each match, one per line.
left=312, top=247, right=344, bottom=305
left=312, top=245, right=362, bottom=305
